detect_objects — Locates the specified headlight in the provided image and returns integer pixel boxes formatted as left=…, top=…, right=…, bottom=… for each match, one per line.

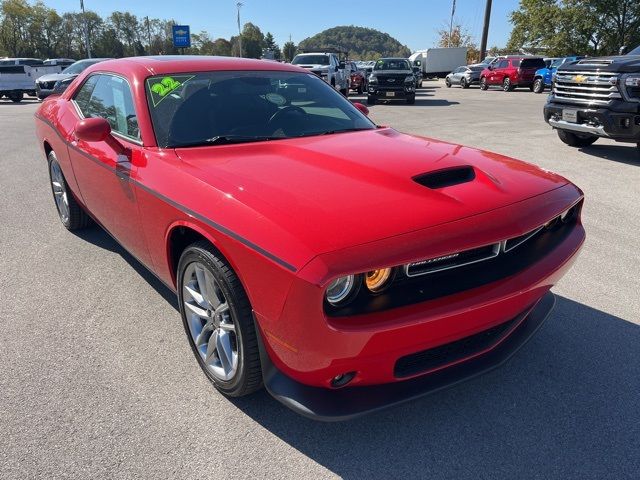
left=325, top=275, right=359, bottom=306
left=365, top=268, right=393, bottom=293
left=405, top=75, right=415, bottom=83
left=624, top=75, right=640, bottom=87
left=368, top=74, right=377, bottom=83
left=621, top=74, right=640, bottom=101
left=53, top=78, right=73, bottom=91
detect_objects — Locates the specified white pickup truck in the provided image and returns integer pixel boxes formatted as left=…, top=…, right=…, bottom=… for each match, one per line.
left=291, top=52, right=350, bottom=96
left=0, top=58, right=64, bottom=102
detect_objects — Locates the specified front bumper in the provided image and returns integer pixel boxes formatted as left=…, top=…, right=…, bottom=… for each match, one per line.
left=259, top=292, right=556, bottom=421
left=368, top=85, right=415, bottom=99
left=544, top=101, right=640, bottom=142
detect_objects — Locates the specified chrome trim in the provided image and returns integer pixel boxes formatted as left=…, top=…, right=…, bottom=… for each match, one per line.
left=548, top=118, right=609, bottom=137
left=404, top=243, right=500, bottom=278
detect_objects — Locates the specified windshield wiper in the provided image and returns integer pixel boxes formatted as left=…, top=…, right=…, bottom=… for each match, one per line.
left=317, top=128, right=373, bottom=136
left=173, top=135, right=283, bottom=148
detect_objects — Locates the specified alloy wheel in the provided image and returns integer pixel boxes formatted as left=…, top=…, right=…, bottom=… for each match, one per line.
left=49, top=159, right=70, bottom=224
left=182, top=261, right=239, bottom=381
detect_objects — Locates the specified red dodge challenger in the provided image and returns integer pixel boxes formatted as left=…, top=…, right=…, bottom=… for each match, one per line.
left=34, top=56, right=585, bottom=420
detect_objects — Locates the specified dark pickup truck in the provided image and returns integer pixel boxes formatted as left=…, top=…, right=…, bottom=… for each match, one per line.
left=543, top=45, right=640, bottom=150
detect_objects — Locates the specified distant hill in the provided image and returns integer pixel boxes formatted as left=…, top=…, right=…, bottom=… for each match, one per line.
left=297, top=26, right=411, bottom=60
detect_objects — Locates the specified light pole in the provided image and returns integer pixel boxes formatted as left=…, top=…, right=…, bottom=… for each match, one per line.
left=80, top=0, right=91, bottom=58
left=236, top=2, right=243, bottom=57
left=480, top=0, right=493, bottom=61
left=448, top=0, right=456, bottom=47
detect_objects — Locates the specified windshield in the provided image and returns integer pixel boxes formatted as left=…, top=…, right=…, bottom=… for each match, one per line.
left=627, top=45, right=640, bottom=56
left=63, top=60, right=99, bottom=75
left=292, top=55, right=329, bottom=65
left=145, top=70, right=375, bottom=148
left=374, top=59, right=411, bottom=71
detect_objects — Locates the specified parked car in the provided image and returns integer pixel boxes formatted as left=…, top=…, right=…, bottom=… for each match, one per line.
left=291, top=52, right=349, bottom=96
left=544, top=45, right=640, bottom=149
left=1, top=59, right=61, bottom=101
left=367, top=57, right=416, bottom=104
left=480, top=56, right=547, bottom=91
left=348, top=61, right=367, bottom=94
left=532, top=56, right=584, bottom=93
left=35, top=56, right=584, bottom=420
left=445, top=65, right=484, bottom=88
left=35, top=58, right=111, bottom=99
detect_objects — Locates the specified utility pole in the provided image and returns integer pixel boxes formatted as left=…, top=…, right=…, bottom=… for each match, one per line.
left=448, top=0, right=456, bottom=47
left=479, top=0, right=492, bottom=61
left=145, top=16, right=152, bottom=54
left=237, top=2, right=243, bottom=57
left=80, top=0, right=91, bottom=58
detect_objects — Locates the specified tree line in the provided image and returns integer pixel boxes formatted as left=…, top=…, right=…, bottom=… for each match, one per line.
left=0, top=0, right=297, bottom=60
left=507, top=0, right=640, bottom=56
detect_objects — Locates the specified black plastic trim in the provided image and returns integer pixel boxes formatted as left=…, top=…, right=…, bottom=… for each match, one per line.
left=258, top=291, right=556, bottom=421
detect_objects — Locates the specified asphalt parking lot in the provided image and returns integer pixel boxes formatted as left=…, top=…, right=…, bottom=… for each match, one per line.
left=1, top=81, right=639, bottom=479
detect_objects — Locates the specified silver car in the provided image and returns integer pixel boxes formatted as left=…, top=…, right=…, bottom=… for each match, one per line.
left=445, top=65, right=484, bottom=89
left=35, top=58, right=111, bottom=99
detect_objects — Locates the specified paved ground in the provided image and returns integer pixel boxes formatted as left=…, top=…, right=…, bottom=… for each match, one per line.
left=1, top=82, right=639, bottom=480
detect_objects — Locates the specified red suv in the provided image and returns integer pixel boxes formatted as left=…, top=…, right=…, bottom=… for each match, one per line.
left=480, top=57, right=546, bottom=91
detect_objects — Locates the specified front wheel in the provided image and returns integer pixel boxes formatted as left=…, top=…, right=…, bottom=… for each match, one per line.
left=445, top=78, right=452, bottom=88
left=556, top=129, right=598, bottom=147
left=460, top=78, right=469, bottom=89
left=48, top=150, right=91, bottom=230
left=178, top=241, right=262, bottom=397
left=357, top=85, right=363, bottom=94
left=367, top=95, right=376, bottom=105
left=480, top=77, right=488, bottom=90
left=533, top=78, right=545, bottom=94
left=406, top=94, right=415, bottom=105
left=340, top=87, right=348, bottom=97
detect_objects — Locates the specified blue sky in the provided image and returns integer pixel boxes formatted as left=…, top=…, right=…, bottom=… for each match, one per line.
left=49, top=0, right=520, bottom=51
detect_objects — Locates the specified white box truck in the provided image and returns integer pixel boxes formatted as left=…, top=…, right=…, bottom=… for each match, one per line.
left=410, top=47, right=468, bottom=78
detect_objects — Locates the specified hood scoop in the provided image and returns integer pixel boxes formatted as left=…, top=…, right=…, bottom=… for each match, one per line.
left=413, top=166, right=475, bottom=189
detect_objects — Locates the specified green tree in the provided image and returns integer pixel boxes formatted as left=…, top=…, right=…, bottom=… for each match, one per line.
left=437, top=23, right=478, bottom=63
left=263, top=31, right=281, bottom=60
left=211, top=37, right=232, bottom=56
left=240, top=22, right=264, bottom=58
left=282, top=40, right=296, bottom=61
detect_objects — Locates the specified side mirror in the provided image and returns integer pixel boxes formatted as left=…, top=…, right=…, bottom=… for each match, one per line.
left=338, top=61, right=346, bottom=69
left=74, top=117, right=126, bottom=156
left=619, top=45, right=628, bottom=55
left=353, top=102, right=369, bottom=115
left=488, top=65, right=494, bottom=70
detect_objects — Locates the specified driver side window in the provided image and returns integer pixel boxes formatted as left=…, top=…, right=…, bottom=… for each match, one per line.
left=74, top=74, right=140, bottom=141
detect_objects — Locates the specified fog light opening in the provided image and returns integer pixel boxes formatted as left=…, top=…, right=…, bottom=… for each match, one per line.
left=330, top=371, right=356, bottom=388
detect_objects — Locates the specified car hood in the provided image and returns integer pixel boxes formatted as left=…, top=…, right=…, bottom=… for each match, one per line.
left=175, top=129, right=568, bottom=258
left=295, top=64, right=330, bottom=70
left=37, top=72, right=76, bottom=83
left=560, top=55, right=640, bottom=73
left=372, top=70, right=412, bottom=75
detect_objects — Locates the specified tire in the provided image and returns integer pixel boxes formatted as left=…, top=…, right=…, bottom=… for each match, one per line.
left=47, top=150, right=91, bottom=230
left=533, top=78, right=545, bottom=94
left=357, top=85, right=363, bottom=95
left=178, top=241, right=262, bottom=397
left=556, top=129, right=598, bottom=147
left=460, top=78, right=469, bottom=89
left=406, top=95, right=415, bottom=105
left=367, top=95, right=376, bottom=105
left=8, top=91, right=23, bottom=103
left=503, top=77, right=514, bottom=92
left=445, top=78, right=451, bottom=88
left=340, top=87, right=348, bottom=97
left=480, top=77, right=488, bottom=90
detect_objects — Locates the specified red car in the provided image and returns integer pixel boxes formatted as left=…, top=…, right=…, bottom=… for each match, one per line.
left=480, top=56, right=547, bottom=91
left=35, top=56, right=585, bottom=420
left=348, top=62, right=367, bottom=94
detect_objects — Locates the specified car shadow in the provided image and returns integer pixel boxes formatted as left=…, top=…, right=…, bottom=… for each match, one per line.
left=0, top=98, right=40, bottom=105
left=72, top=225, right=178, bottom=311
left=578, top=143, right=640, bottom=165
left=230, top=296, right=640, bottom=479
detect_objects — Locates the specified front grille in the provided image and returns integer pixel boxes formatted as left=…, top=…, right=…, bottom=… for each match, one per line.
left=405, top=243, right=499, bottom=277
left=553, top=69, right=621, bottom=106
left=38, top=81, right=55, bottom=89
left=394, top=315, right=520, bottom=378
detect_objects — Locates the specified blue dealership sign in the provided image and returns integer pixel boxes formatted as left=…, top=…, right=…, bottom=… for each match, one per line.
left=172, top=25, right=191, bottom=48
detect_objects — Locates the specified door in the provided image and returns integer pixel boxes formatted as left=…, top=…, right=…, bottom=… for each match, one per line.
left=491, top=59, right=509, bottom=84
left=67, top=73, right=152, bottom=265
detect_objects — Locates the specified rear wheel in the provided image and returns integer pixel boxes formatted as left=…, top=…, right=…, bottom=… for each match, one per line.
left=8, top=91, right=23, bottom=103
left=367, top=95, right=376, bottom=105
left=178, top=241, right=262, bottom=397
left=480, top=77, right=488, bottom=90
left=533, top=78, right=545, bottom=94
left=503, top=77, right=514, bottom=92
left=556, top=129, right=598, bottom=147
left=48, top=150, right=91, bottom=230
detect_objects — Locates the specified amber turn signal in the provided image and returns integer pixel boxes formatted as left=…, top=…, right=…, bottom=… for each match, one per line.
left=365, top=268, right=393, bottom=293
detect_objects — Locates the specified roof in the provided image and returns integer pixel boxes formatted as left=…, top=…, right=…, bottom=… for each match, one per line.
left=88, top=56, right=302, bottom=79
